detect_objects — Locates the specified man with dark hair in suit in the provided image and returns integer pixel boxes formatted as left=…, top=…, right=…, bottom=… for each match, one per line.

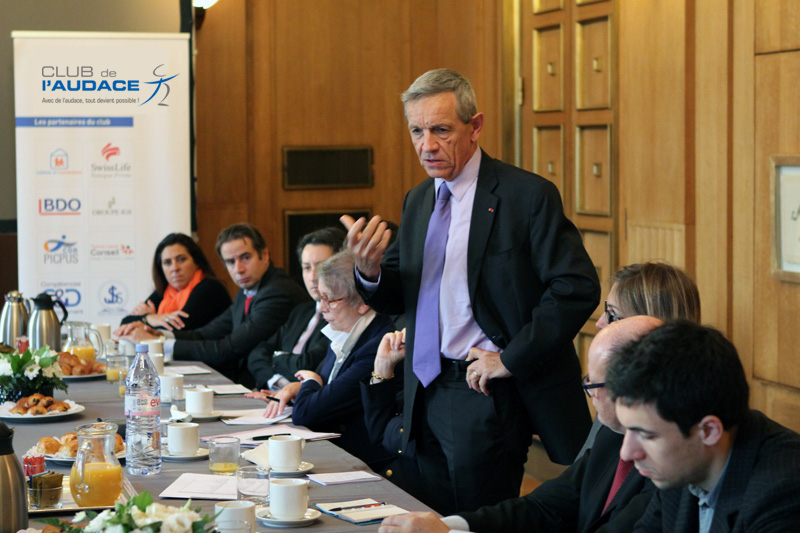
left=247, top=226, right=345, bottom=389
left=607, top=320, right=800, bottom=532
left=343, top=68, right=600, bottom=514
left=378, top=316, right=659, bottom=533
left=125, top=223, right=308, bottom=387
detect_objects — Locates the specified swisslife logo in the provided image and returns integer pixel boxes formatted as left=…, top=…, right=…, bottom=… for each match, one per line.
left=39, top=197, right=81, bottom=216
left=91, top=140, right=132, bottom=178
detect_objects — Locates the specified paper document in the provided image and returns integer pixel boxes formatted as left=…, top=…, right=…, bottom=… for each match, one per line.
left=159, top=473, right=237, bottom=500
left=207, top=384, right=251, bottom=395
left=317, top=499, right=407, bottom=524
left=307, top=471, right=381, bottom=485
left=202, top=424, right=340, bottom=447
left=163, top=365, right=212, bottom=376
left=222, top=410, right=292, bottom=425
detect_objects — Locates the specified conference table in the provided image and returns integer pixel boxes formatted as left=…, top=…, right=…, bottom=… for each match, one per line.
left=9, top=362, right=435, bottom=531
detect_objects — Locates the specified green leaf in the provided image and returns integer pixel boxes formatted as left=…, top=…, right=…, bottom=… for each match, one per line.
left=34, top=344, right=51, bottom=359
left=39, top=517, right=84, bottom=533
left=132, top=491, right=154, bottom=512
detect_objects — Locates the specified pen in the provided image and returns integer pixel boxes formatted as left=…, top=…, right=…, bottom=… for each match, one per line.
left=251, top=434, right=290, bottom=441
left=328, top=502, right=386, bottom=512
left=264, top=396, right=294, bottom=406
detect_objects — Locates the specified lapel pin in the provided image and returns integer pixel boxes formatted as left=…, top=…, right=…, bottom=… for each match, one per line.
left=488, top=208, right=494, bottom=213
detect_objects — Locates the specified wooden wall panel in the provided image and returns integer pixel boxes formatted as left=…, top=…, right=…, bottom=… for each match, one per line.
left=195, top=0, right=249, bottom=296
left=626, top=221, right=686, bottom=268
left=754, top=50, right=800, bottom=393
left=693, top=0, right=731, bottom=332
left=731, top=0, right=755, bottom=421
left=755, top=0, right=800, bottom=54
left=196, top=0, right=503, bottom=273
left=618, top=0, right=687, bottom=248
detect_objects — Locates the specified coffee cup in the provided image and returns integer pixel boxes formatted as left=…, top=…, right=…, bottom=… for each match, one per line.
left=92, top=323, right=111, bottom=343
left=150, top=353, right=165, bottom=374
left=185, top=387, right=214, bottom=416
left=118, top=339, right=136, bottom=356
left=268, top=435, right=305, bottom=471
left=167, top=422, right=199, bottom=456
left=214, top=500, right=255, bottom=533
left=145, top=339, right=164, bottom=354
left=160, top=374, right=184, bottom=402
left=269, top=478, right=308, bottom=520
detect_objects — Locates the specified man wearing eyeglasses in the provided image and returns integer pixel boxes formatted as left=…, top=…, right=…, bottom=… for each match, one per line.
left=379, top=316, right=660, bottom=533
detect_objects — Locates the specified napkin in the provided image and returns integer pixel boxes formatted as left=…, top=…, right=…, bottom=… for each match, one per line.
left=241, top=442, right=269, bottom=467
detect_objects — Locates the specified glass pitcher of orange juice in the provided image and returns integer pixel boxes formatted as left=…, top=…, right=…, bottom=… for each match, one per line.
left=64, top=323, right=104, bottom=365
left=70, top=422, right=123, bottom=507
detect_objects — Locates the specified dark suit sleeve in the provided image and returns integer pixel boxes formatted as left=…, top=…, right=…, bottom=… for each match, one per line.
left=172, top=274, right=302, bottom=371
left=177, top=278, right=232, bottom=330
left=499, top=179, right=600, bottom=379
left=360, top=377, right=402, bottom=450
left=292, top=334, right=382, bottom=429
left=119, top=290, right=161, bottom=325
left=459, top=449, right=588, bottom=532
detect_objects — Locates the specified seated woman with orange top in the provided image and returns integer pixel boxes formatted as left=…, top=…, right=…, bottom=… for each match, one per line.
left=115, top=233, right=231, bottom=334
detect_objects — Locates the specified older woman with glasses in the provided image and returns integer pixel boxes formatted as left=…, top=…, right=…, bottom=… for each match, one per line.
left=247, top=250, right=396, bottom=470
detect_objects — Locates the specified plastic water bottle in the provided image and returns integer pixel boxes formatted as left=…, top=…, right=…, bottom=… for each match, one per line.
left=124, top=343, right=162, bottom=475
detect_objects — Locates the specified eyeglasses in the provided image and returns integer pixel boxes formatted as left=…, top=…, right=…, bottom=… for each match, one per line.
left=319, top=294, right=347, bottom=309
left=582, top=375, right=605, bottom=398
left=604, top=301, right=623, bottom=324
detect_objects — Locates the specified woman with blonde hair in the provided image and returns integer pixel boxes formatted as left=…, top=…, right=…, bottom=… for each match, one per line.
left=596, top=261, right=701, bottom=329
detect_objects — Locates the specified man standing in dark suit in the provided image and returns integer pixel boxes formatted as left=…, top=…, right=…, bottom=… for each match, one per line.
left=247, top=227, right=345, bottom=389
left=126, top=223, right=308, bottom=387
left=607, top=321, right=800, bottom=532
left=343, top=68, right=600, bottom=514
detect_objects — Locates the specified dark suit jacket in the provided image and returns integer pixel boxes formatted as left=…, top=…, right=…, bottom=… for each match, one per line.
left=634, top=410, right=800, bottom=532
left=459, top=425, right=654, bottom=533
left=120, top=277, right=232, bottom=330
left=292, top=313, right=395, bottom=470
left=173, top=263, right=308, bottom=386
left=359, top=150, right=600, bottom=464
left=247, top=301, right=329, bottom=389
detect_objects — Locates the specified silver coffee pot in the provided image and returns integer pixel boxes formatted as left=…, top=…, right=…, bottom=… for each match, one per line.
left=0, top=421, right=27, bottom=532
left=0, top=291, right=31, bottom=347
left=27, top=292, right=68, bottom=352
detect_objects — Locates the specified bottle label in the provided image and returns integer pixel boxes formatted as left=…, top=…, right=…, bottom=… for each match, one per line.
left=124, top=394, right=161, bottom=416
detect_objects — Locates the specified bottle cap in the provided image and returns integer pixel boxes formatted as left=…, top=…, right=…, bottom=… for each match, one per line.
left=135, top=343, right=149, bottom=354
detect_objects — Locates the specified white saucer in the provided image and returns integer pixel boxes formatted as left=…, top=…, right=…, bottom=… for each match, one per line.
left=161, top=448, right=209, bottom=462
left=270, top=461, right=314, bottom=477
left=186, top=411, right=221, bottom=422
left=256, top=508, right=321, bottom=528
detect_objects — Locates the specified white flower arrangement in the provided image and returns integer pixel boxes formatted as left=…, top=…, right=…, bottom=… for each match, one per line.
left=0, top=345, right=67, bottom=403
left=42, top=493, right=216, bottom=533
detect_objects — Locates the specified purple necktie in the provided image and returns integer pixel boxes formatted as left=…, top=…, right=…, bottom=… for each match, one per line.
left=413, top=183, right=452, bottom=387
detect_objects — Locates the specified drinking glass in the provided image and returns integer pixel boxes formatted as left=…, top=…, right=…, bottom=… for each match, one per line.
left=209, top=436, right=240, bottom=475
left=236, top=465, right=270, bottom=505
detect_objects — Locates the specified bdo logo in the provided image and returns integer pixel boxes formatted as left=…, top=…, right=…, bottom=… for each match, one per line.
left=39, top=198, right=81, bottom=215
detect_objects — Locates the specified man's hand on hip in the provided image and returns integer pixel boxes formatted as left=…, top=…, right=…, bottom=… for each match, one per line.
left=466, top=347, right=511, bottom=396
left=341, top=214, right=393, bottom=281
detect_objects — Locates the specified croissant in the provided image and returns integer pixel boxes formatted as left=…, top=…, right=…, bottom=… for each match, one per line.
left=27, top=405, right=47, bottom=415
left=48, top=401, right=69, bottom=413
left=37, top=436, right=61, bottom=454
left=57, top=440, right=78, bottom=458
